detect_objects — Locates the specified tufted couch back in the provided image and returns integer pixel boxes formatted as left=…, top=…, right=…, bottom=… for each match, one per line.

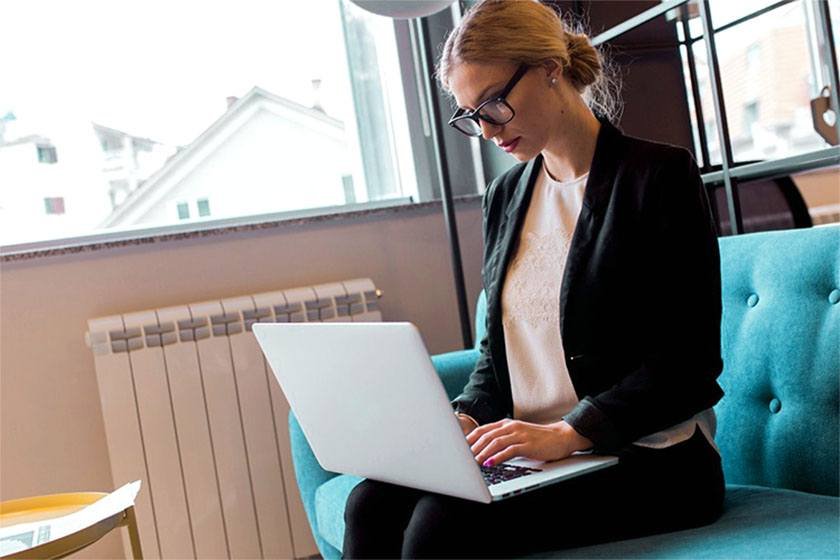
left=715, top=226, right=838, bottom=496
left=472, top=225, right=839, bottom=496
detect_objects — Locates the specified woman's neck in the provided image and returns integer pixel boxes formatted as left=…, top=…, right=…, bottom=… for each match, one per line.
left=541, top=104, right=601, bottom=183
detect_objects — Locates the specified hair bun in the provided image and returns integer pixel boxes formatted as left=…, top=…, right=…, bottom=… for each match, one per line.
left=565, top=32, right=601, bottom=89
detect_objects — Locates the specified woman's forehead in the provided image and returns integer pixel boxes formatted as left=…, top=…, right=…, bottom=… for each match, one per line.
left=449, top=61, right=519, bottom=109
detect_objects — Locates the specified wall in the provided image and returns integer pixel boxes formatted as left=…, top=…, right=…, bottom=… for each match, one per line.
left=0, top=198, right=484, bottom=558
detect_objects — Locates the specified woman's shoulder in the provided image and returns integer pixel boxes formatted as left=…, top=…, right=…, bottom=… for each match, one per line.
left=617, top=129, right=699, bottom=173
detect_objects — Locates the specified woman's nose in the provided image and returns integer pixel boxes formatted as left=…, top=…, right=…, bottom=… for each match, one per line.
left=479, top=120, right=501, bottom=140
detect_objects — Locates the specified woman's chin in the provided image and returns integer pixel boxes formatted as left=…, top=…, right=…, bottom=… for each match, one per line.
left=510, top=145, right=538, bottom=162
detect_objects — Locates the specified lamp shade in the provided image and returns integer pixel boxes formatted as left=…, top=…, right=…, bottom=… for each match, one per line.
left=348, top=0, right=456, bottom=19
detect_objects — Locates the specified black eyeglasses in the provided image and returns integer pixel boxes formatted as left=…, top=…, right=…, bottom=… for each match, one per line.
left=448, top=64, right=530, bottom=137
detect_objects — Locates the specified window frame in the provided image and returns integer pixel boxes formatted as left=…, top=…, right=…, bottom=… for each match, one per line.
left=667, top=0, right=840, bottom=234
left=1, top=2, right=482, bottom=258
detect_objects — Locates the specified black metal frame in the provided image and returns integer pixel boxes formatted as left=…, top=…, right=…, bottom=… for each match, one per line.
left=590, top=0, right=840, bottom=236
left=418, top=16, right=474, bottom=349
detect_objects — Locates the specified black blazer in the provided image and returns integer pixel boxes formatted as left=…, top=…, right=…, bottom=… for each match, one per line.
left=452, top=118, right=724, bottom=452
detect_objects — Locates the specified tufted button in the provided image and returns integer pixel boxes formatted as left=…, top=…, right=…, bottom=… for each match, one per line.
left=769, top=398, right=782, bottom=414
left=829, top=289, right=840, bottom=305
left=747, top=294, right=760, bottom=307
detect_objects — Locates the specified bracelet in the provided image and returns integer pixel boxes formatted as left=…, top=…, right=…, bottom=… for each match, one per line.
left=455, top=412, right=480, bottom=429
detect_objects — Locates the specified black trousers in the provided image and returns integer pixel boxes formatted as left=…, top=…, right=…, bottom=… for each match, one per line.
left=343, top=427, right=724, bottom=559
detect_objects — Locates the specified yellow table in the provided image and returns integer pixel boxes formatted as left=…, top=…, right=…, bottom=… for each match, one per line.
left=0, top=492, right=142, bottom=559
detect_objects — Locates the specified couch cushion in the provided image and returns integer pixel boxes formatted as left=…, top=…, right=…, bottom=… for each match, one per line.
left=315, top=474, right=364, bottom=553
left=431, top=348, right=481, bottom=400
left=716, top=226, right=839, bottom=495
left=528, top=485, right=839, bottom=559
left=317, top=480, right=839, bottom=558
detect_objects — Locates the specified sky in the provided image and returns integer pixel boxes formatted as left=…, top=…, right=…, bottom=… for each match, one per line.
left=0, top=0, right=365, bottom=146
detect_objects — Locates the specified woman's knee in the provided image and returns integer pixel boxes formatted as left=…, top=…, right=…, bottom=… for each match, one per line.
left=344, top=479, right=390, bottom=525
left=344, top=479, right=425, bottom=527
left=402, top=494, right=481, bottom=558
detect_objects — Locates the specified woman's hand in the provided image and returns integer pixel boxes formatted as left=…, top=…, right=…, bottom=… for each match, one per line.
left=467, top=419, right=593, bottom=467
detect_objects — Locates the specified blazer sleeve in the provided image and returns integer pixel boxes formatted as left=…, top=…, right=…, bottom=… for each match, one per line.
left=563, top=148, right=724, bottom=451
left=450, top=179, right=508, bottom=426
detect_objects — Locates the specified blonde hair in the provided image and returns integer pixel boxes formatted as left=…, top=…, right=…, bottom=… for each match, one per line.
left=436, top=0, right=621, bottom=121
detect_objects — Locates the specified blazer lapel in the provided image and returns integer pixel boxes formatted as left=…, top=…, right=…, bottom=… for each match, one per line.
left=559, top=119, right=623, bottom=346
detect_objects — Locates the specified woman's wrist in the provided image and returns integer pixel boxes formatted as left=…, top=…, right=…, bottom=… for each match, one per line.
left=552, top=420, right=594, bottom=453
left=455, top=412, right=480, bottom=429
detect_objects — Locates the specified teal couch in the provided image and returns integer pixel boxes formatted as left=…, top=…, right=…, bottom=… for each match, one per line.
left=289, top=226, right=840, bottom=559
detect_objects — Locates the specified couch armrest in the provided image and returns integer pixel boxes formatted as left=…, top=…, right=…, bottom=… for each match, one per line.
left=288, top=411, right=341, bottom=556
left=431, top=348, right=480, bottom=401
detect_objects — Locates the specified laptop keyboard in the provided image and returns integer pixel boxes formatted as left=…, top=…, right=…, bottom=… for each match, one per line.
left=481, top=463, right=542, bottom=486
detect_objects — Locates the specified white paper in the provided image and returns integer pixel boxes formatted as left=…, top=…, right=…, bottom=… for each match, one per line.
left=0, top=481, right=141, bottom=556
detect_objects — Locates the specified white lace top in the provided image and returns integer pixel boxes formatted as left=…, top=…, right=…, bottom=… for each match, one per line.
left=501, top=162, right=717, bottom=450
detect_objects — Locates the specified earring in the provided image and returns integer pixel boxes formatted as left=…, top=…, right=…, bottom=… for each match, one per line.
left=550, top=77, right=557, bottom=86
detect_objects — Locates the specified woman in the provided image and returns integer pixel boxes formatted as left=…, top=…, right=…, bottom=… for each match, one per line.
left=344, top=1, right=724, bottom=557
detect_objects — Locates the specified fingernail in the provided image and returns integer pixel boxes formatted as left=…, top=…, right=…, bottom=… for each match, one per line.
left=483, top=459, right=494, bottom=467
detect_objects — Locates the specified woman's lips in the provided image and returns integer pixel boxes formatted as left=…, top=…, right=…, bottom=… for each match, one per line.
left=500, top=137, right=521, bottom=153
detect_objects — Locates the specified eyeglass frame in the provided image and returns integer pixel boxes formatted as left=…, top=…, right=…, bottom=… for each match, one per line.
left=447, top=63, right=530, bottom=137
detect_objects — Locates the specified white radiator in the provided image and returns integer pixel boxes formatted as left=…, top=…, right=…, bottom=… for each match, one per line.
left=85, top=278, right=382, bottom=559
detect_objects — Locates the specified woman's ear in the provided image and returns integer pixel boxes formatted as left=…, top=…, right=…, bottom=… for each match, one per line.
left=541, top=59, right=562, bottom=81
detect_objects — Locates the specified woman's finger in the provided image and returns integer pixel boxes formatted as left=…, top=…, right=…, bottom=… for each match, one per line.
left=486, top=443, right=528, bottom=468
left=470, top=424, right=516, bottom=456
left=465, top=419, right=509, bottom=446
left=473, top=433, right=519, bottom=465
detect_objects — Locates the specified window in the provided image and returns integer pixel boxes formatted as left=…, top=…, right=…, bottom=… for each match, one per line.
left=342, top=175, right=356, bottom=203
left=676, top=0, right=839, bottom=235
left=108, top=180, right=130, bottom=209
left=37, top=145, right=57, bottom=164
left=679, top=0, right=839, bottom=165
left=197, top=198, right=211, bottom=217
left=745, top=42, right=761, bottom=72
left=743, top=101, right=760, bottom=135
left=0, top=0, right=426, bottom=249
left=44, top=197, right=65, bottom=215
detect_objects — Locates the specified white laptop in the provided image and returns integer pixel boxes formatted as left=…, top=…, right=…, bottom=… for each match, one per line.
left=252, top=321, right=617, bottom=503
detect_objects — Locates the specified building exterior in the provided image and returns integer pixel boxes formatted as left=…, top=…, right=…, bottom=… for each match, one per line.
left=720, top=23, right=823, bottom=161
left=689, top=1, right=834, bottom=166
left=93, top=123, right=176, bottom=212
left=100, top=86, right=353, bottom=229
left=0, top=114, right=173, bottom=245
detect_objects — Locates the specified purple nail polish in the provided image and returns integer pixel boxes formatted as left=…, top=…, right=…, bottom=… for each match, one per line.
left=483, top=459, right=494, bottom=467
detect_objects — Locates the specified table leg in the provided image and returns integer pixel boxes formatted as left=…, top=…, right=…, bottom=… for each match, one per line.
left=125, top=506, right=143, bottom=559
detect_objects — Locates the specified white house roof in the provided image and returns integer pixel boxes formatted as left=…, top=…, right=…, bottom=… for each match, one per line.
left=99, top=86, right=345, bottom=228
left=91, top=122, right=162, bottom=149
left=0, top=134, right=52, bottom=148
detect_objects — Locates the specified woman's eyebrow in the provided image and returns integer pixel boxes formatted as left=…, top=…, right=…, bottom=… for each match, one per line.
left=461, top=83, right=502, bottom=111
